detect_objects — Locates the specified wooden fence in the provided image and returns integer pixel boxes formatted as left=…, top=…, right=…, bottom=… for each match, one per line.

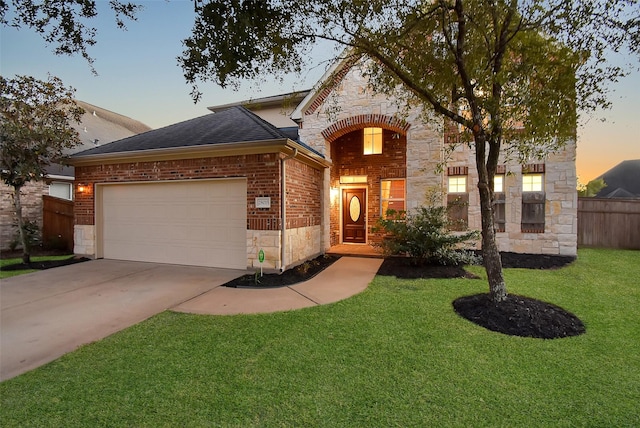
left=578, top=198, right=640, bottom=250
left=42, top=195, right=75, bottom=252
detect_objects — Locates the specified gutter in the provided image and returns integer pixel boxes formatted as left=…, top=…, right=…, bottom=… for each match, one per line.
left=280, top=146, right=298, bottom=272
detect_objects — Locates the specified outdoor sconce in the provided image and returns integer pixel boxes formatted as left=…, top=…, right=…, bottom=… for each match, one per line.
left=330, top=187, right=339, bottom=205
left=77, top=183, right=88, bottom=194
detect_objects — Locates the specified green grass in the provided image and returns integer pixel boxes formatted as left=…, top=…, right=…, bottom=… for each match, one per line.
left=0, top=255, right=73, bottom=279
left=1, top=248, right=639, bottom=427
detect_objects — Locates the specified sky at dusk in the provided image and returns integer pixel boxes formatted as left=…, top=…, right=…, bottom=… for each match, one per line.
left=1, top=0, right=638, bottom=183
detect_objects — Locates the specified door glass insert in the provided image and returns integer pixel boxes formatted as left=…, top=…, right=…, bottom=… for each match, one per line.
left=349, top=196, right=361, bottom=222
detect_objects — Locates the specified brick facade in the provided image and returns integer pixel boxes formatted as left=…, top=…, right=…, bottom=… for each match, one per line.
left=0, top=182, right=48, bottom=250
left=329, top=129, right=407, bottom=245
left=75, top=154, right=283, bottom=229
left=74, top=151, right=325, bottom=270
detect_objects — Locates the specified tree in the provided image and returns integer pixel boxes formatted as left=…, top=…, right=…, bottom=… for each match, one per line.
left=578, top=178, right=607, bottom=197
left=179, top=0, right=638, bottom=303
left=1, top=75, right=84, bottom=263
left=0, top=0, right=140, bottom=71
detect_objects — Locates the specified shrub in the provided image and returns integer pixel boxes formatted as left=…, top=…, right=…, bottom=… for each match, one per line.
left=374, top=191, right=480, bottom=266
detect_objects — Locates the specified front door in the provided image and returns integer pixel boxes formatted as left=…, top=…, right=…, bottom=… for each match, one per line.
left=342, top=188, right=366, bottom=243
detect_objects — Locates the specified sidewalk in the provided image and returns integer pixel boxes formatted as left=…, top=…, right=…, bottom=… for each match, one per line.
left=172, top=257, right=383, bottom=315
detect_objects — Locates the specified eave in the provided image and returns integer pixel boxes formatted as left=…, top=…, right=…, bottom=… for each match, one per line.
left=69, top=139, right=331, bottom=170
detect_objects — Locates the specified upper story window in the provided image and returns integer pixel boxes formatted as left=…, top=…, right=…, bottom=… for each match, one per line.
left=363, top=127, right=383, bottom=155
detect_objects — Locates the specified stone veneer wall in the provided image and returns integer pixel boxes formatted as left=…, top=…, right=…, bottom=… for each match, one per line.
left=444, top=141, right=577, bottom=255
left=0, top=182, right=48, bottom=250
left=298, top=59, right=577, bottom=256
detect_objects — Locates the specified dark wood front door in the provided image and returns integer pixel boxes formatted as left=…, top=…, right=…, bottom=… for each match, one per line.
left=342, top=188, right=366, bottom=243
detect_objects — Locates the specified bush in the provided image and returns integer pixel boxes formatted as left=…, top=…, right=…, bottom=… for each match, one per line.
left=374, top=191, right=480, bottom=266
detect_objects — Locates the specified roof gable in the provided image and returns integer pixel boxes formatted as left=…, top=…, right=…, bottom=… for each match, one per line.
left=72, top=106, right=291, bottom=158
left=291, top=53, right=358, bottom=122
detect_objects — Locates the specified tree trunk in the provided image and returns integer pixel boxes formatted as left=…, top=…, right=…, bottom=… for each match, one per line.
left=12, top=185, right=31, bottom=265
left=473, top=129, right=507, bottom=303
left=478, top=182, right=507, bottom=302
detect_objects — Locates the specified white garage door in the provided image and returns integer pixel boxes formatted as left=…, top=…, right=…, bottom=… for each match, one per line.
left=99, top=179, right=247, bottom=269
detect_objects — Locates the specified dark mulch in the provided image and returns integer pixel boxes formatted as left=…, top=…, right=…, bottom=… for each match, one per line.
left=453, top=293, right=586, bottom=339
left=377, top=257, right=479, bottom=279
left=223, top=254, right=341, bottom=288
left=497, top=252, right=576, bottom=269
left=1, top=255, right=90, bottom=271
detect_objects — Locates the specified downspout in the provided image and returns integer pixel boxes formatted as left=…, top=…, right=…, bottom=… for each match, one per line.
left=280, top=147, right=298, bottom=273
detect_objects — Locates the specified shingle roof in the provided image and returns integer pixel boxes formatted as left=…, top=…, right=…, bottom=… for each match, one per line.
left=72, top=106, right=292, bottom=158
left=595, top=159, right=640, bottom=198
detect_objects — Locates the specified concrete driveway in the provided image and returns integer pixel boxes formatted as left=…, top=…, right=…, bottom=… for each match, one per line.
left=0, top=259, right=246, bottom=381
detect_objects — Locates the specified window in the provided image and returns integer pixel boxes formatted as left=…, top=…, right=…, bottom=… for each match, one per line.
left=522, top=174, right=543, bottom=192
left=493, top=175, right=505, bottom=232
left=522, top=170, right=545, bottom=233
left=363, top=127, right=382, bottom=155
left=494, top=175, right=504, bottom=193
left=447, top=167, right=469, bottom=230
left=49, top=182, right=72, bottom=201
left=448, top=176, right=467, bottom=193
left=381, top=179, right=405, bottom=218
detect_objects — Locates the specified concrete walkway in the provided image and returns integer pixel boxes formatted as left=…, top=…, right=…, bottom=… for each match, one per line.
left=173, top=257, right=383, bottom=315
left=0, top=256, right=381, bottom=381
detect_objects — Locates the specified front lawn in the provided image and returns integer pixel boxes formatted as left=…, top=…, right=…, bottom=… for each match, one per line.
left=1, top=248, right=638, bottom=426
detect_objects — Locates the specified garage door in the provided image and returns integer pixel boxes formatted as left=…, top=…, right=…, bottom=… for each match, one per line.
left=99, top=179, right=247, bottom=269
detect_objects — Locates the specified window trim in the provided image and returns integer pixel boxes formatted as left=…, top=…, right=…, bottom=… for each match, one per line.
left=522, top=173, right=544, bottom=192
left=363, top=127, right=383, bottom=155
left=49, top=181, right=73, bottom=201
left=380, top=178, right=405, bottom=218
left=448, top=176, right=467, bottom=194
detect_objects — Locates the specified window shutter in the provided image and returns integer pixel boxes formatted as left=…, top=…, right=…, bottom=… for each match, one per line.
left=493, top=193, right=506, bottom=232
left=521, top=192, right=545, bottom=233
left=447, top=194, right=469, bottom=231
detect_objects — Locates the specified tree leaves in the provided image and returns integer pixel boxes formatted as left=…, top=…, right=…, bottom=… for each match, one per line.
left=1, top=0, right=141, bottom=72
left=0, top=74, right=84, bottom=188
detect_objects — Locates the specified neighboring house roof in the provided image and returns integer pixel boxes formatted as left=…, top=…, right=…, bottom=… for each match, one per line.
left=208, top=90, right=311, bottom=129
left=594, top=159, right=640, bottom=199
left=71, top=106, right=326, bottom=163
left=71, top=100, right=152, bottom=153
left=207, top=90, right=310, bottom=114
left=46, top=100, right=152, bottom=180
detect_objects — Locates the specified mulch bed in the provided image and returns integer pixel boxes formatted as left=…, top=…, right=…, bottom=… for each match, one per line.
left=1, top=255, right=90, bottom=271
left=453, top=294, right=586, bottom=339
left=377, top=257, right=479, bottom=279
left=495, top=251, right=576, bottom=269
left=222, top=254, right=341, bottom=288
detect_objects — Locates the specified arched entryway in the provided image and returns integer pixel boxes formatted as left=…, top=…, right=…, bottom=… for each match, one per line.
left=322, top=115, right=410, bottom=247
